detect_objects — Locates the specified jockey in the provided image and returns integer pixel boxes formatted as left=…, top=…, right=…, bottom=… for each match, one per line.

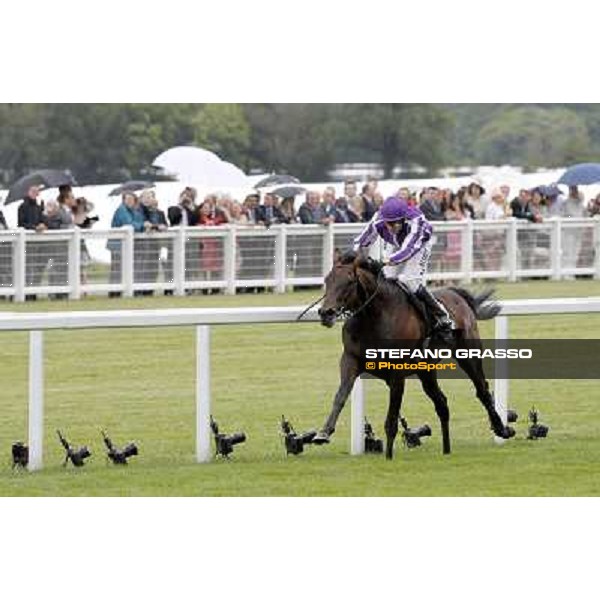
left=352, top=196, right=455, bottom=336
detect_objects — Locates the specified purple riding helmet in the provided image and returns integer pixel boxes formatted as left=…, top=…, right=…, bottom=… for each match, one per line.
left=379, top=196, right=409, bottom=222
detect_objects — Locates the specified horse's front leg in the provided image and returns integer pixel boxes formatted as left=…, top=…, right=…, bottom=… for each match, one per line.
left=314, top=352, right=360, bottom=444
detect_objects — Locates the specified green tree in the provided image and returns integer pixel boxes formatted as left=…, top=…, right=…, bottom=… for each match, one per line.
left=340, top=104, right=453, bottom=178
left=474, top=106, right=592, bottom=167
left=122, top=104, right=197, bottom=176
left=192, top=104, right=250, bottom=166
left=0, top=104, right=47, bottom=184
left=244, top=104, right=337, bottom=180
left=41, top=104, right=133, bottom=182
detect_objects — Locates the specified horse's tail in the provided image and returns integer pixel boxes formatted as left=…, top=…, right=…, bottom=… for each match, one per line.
left=449, top=287, right=501, bottom=321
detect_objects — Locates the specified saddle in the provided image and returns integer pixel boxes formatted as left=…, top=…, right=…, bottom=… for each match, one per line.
left=394, top=281, right=444, bottom=340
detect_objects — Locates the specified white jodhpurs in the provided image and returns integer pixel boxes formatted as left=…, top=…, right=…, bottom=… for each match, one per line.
left=383, top=239, right=432, bottom=293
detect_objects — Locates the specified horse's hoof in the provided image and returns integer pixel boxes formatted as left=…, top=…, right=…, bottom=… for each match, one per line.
left=507, top=409, right=518, bottom=423
left=496, top=426, right=515, bottom=439
left=312, top=432, right=331, bottom=445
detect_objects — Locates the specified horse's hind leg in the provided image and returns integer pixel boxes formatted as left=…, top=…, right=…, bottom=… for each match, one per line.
left=384, top=378, right=405, bottom=460
left=418, top=371, right=451, bottom=454
left=315, top=352, right=360, bottom=442
left=457, top=357, right=515, bottom=440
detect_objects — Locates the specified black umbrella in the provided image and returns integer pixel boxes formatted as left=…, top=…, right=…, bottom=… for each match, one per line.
left=4, top=169, right=78, bottom=205
left=557, top=163, right=600, bottom=186
left=254, top=174, right=300, bottom=189
left=109, top=180, right=156, bottom=196
left=271, top=185, right=307, bottom=198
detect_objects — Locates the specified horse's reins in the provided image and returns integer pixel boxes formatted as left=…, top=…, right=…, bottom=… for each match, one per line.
left=296, top=293, right=326, bottom=321
left=296, top=263, right=384, bottom=321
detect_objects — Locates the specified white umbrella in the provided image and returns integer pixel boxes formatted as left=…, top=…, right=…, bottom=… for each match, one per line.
left=152, top=146, right=249, bottom=188
left=152, top=146, right=222, bottom=184
left=217, top=161, right=250, bottom=188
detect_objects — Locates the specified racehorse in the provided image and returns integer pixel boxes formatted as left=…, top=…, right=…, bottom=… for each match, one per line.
left=313, top=251, right=515, bottom=459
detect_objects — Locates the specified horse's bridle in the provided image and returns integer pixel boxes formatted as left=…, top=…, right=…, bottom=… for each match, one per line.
left=296, top=262, right=385, bottom=321
left=350, top=268, right=385, bottom=318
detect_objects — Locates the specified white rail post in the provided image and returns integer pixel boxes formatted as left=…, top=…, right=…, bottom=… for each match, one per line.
left=350, top=378, right=365, bottom=455
left=275, top=226, right=287, bottom=293
left=173, top=227, right=186, bottom=296
left=494, top=315, right=509, bottom=444
left=68, top=227, right=81, bottom=300
left=507, top=219, right=518, bottom=282
left=224, top=226, right=237, bottom=295
left=461, top=219, right=473, bottom=284
left=122, top=227, right=134, bottom=297
left=322, top=222, right=335, bottom=277
left=551, top=218, right=561, bottom=281
left=196, top=325, right=212, bottom=463
left=13, top=228, right=26, bottom=302
left=594, top=217, right=600, bottom=280
left=28, top=330, right=44, bottom=471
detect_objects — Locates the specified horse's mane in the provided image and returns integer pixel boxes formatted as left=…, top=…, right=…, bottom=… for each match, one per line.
left=339, top=250, right=401, bottom=301
left=339, top=250, right=385, bottom=277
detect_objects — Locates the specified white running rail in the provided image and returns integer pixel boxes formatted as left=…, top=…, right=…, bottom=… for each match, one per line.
left=1, top=297, right=599, bottom=470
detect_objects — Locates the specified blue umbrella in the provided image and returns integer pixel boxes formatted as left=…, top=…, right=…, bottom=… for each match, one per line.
left=557, top=163, right=600, bottom=186
left=533, top=184, right=562, bottom=198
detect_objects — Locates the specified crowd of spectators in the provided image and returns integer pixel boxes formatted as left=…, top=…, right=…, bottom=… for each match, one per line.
left=0, top=184, right=98, bottom=299
left=2, top=178, right=600, bottom=299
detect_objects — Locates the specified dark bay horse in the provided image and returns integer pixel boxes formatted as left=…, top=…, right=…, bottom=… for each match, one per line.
left=314, top=252, right=515, bottom=459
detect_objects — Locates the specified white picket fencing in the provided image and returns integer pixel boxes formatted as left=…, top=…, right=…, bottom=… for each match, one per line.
left=0, top=218, right=599, bottom=301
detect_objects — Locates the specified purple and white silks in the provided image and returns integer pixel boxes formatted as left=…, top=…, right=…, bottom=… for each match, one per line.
left=353, top=205, right=433, bottom=264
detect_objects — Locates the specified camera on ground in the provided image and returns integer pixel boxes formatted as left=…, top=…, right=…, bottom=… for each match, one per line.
left=364, top=418, right=383, bottom=454
left=527, top=407, right=549, bottom=440
left=280, top=415, right=317, bottom=455
left=57, top=430, right=91, bottom=467
left=102, top=430, right=139, bottom=465
left=210, top=416, right=246, bottom=458
left=400, top=417, right=432, bottom=449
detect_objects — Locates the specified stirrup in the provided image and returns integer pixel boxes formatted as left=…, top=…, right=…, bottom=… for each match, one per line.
left=438, top=315, right=455, bottom=330
left=434, top=321, right=455, bottom=343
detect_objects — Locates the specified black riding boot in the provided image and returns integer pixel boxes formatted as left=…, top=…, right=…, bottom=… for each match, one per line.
left=415, top=286, right=455, bottom=338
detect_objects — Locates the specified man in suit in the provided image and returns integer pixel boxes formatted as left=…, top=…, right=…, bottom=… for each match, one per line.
left=298, top=191, right=331, bottom=225
left=168, top=188, right=198, bottom=227
left=510, top=189, right=539, bottom=271
left=168, top=188, right=199, bottom=287
left=510, top=189, right=538, bottom=222
left=255, top=193, right=285, bottom=226
left=332, top=197, right=359, bottom=223
left=419, top=187, right=445, bottom=222
left=17, top=185, right=47, bottom=299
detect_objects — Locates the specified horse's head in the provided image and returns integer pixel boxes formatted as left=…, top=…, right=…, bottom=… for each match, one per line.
left=318, top=251, right=379, bottom=327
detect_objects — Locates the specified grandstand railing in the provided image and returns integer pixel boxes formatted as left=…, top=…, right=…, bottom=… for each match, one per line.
left=0, top=218, right=599, bottom=301
left=1, top=297, right=600, bottom=470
